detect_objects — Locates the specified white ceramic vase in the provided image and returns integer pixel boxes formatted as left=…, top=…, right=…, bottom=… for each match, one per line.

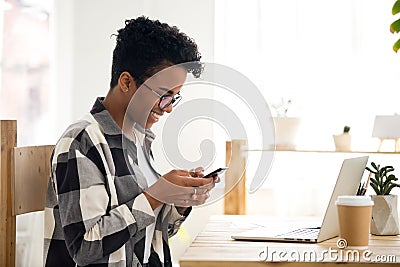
left=273, top=117, right=301, bottom=150
left=370, top=195, right=400, bottom=235
left=333, top=133, right=351, bottom=151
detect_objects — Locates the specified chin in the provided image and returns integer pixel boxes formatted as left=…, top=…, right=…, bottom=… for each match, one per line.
left=145, top=122, right=153, bottom=129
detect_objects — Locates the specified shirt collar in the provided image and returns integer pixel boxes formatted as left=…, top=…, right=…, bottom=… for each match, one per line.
left=90, top=97, right=156, bottom=141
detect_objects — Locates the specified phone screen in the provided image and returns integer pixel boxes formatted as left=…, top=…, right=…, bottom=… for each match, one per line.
left=203, top=167, right=228, bottom=178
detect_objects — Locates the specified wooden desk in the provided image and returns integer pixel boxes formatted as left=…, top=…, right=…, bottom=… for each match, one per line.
left=179, top=215, right=400, bottom=267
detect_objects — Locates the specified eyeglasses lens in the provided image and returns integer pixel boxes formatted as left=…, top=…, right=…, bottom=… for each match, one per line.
left=159, top=96, right=173, bottom=109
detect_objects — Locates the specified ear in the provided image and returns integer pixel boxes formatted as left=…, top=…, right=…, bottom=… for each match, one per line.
left=118, top=72, right=136, bottom=93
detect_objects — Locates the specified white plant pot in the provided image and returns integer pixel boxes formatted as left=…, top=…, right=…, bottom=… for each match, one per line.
left=333, top=133, right=351, bottom=151
left=273, top=117, right=301, bottom=150
left=370, top=195, right=400, bottom=235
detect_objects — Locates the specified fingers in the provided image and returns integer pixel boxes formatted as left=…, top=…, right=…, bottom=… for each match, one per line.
left=169, top=169, right=191, bottom=176
left=177, top=191, right=210, bottom=207
left=167, top=186, right=210, bottom=200
left=164, top=168, right=214, bottom=187
left=192, top=186, right=209, bottom=195
left=147, top=187, right=211, bottom=207
left=176, top=167, right=205, bottom=177
left=166, top=186, right=211, bottom=206
left=151, top=191, right=210, bottom=207
left=198, top=181, right=215, bottom=191
left=189, top=166, right=205, bottom=178
left=152, top=169, right=216, bottom=206
left=191, top=192, right=209, bottom=203
left=182, top=177, right=213, bottom=187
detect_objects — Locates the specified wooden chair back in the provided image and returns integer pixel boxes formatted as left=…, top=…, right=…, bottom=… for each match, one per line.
left=224, top=140, right=247, bottom=215
left=0, top=120, right=54, bottom=266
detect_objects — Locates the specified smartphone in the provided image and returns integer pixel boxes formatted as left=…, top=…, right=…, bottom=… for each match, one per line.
left=203, top=167, right=229, bottom=178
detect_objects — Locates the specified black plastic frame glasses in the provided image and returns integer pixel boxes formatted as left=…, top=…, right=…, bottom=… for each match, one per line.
left=142, top=83, right=182, bottom=109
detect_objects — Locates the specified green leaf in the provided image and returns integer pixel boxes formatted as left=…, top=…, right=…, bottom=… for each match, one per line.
left=387, top=174, right=397, bottom=181
left=370, top=177, right=379, bottom=186
left=370, top=183, right=381, bottom=195
left=382, top=183, right=399, bottom=195
left=370, top=178, right=381, bottom=193
left=383, top=175, right=397, bottom=187
left=394, top=38, right=400, bottom=53
left=382, top=166, right=394, bottom=173
left=382, top=184, right=392, bottom=195
left=393, top=0, right=400, bottom=15
left=390, top=19, right=400, bottom=33
left=386, top=166, right=395, bottom=172
left=377, top=171, right=384, bottom=185
left=371, top=162, right=379, bottom=171
left=382, top=178, right=397, bottom=194
left=365, top=167, right=376, bottom=174
left=382, top=182, right=400, bottom=195
left=379, top=168, right=384, bottom=177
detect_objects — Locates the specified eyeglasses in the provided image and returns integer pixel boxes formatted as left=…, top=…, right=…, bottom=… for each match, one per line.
left=142, top=83, right=182, bottom=110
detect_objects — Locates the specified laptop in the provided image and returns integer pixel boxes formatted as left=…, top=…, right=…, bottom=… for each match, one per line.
left=231, top=156, right=369, bottom=243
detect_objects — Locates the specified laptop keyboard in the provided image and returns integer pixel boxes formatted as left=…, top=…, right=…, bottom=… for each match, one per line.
left=275, top=227, right=320, bottom=239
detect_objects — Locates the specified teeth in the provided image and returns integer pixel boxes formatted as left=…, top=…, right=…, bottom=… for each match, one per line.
left=152, top=112, right=161, bottom=119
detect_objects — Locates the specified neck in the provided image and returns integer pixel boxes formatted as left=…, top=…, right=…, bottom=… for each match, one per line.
left=102, top=88, right=127, bottom=129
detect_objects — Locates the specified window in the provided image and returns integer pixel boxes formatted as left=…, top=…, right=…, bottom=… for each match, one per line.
left=215, top=0, right=400, bottom=151
left=214, top=0, right=400, bottom=216
left=0, top=0, right=53, bottom=146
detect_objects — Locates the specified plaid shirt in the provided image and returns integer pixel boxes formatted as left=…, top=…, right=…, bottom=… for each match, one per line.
left=44, top=97, right=190, bottom=267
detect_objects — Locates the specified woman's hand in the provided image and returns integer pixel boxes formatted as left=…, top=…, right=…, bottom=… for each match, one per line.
left=188, top=167, right=205, bottom=178
left=144, top=168, right=218, bottom=209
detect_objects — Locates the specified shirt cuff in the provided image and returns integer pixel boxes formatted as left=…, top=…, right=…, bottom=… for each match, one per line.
left=170, top=206, right=192, bottom=223
left=130, top=193, right=156, bottom=232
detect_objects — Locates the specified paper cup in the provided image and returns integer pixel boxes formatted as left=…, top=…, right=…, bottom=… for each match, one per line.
left=335, top=195, right=374, bottom=250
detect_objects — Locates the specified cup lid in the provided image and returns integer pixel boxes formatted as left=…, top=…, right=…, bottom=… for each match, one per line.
left=335, top=195, right=374, bottom=206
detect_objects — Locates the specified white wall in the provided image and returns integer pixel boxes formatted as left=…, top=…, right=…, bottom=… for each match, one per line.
left=53, top=0, right=215, bottom=129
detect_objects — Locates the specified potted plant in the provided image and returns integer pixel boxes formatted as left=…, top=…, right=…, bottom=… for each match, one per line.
left=391, top=0, right=400, bottom=52
left=333, top=126, right=351, bottom=151
left=271, top=98, right=301, bottom=150
left=366, top=162, right=400, bottom=235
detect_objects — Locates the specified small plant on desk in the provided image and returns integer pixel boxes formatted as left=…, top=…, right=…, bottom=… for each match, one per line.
left=366, top=162, right=400, bottom=235
left=367, top=163, right=400, bottom=195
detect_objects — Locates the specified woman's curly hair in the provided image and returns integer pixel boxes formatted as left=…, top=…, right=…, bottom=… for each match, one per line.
left=110, top=16, right=202, bottom=88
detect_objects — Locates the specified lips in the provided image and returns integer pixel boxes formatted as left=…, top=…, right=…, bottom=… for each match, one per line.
left=151, top=111, right=161, bottom=119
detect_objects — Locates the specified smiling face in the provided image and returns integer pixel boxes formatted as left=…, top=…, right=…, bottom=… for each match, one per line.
left=121, top=65, right=188, bottom=131
left=143, top=66, right=187, bottom=129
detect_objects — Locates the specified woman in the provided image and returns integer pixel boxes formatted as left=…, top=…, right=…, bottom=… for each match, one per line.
left=44, top=16, right=218, bottom=267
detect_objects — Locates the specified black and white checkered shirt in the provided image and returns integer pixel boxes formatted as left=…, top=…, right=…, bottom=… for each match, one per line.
left=44, top=97, right=190, bottom=267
